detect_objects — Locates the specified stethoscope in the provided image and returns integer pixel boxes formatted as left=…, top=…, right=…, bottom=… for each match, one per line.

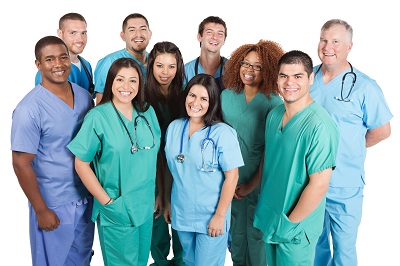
left=112, top=101, right=156, bottom=154
left=315, top=62, right=357, bottom=102
left=177, top=119, right=216, bottom=172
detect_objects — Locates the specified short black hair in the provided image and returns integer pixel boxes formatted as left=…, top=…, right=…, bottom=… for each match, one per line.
left=34, top=35, right=68, bottom=61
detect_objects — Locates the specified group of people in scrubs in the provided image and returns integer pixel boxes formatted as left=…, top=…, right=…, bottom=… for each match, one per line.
left=11, top=12, right=393, bottom=266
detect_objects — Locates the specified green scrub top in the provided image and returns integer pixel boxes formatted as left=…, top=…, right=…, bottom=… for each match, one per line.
left=68, top=102, right=161, bottom=227
left=221, top=89, right=283, bottom=184
left=254, top=103, right=339, bottom=243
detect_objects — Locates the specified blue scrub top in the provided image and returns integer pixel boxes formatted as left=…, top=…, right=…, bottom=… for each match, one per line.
left=11, top=83, right=94, bottom=207
left=165, top=118, right=244, bottom=234
left=94, top=49, right=148, bottom=94
left=184, top=57, right=227, bottom=84
left=310, top=64, right=393, bottom=187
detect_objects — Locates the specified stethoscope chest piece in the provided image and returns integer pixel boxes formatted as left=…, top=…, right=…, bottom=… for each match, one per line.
left=131, top=146, right=138, bottom=154
left=177, top=154, right=185, bottom=163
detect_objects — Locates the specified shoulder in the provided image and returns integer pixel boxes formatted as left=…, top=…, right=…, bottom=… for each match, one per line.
left=184, top=58, right=197, bottom=68
left=212, top=122, right=237, bottom=137
left=78, top=56, right=92, bottom=66
left=308, top=103, right=338, bottom=130
left=96, top=49, right=126, bottom=66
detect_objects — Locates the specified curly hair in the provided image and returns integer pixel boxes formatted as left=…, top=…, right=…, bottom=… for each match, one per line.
left=223, top=39, right=284, bottom=97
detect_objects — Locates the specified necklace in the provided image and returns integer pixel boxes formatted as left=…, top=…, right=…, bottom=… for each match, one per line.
left=111, top=101, right=137, bottom=154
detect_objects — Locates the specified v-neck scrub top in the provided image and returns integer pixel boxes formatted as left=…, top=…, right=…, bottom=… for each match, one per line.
left=165, top=118, right=244, bottom=234
left=254, top=103, right=339, bottom=243
left=68, top=102, right=161, bottom=227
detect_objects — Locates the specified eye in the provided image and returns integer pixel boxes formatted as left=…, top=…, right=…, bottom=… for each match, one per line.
left=240, top=61, right=250, bottom=68
left=156, top=63, right=163, bottom=68
left=169, top=65, right=176, bottom=69
left=130, top=79, right=137, bottom=83
left=253, top=65, right=263, bottom=71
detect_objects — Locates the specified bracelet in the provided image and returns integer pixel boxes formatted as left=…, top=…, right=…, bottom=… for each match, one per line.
left=105, top=198, right=114, bottom=205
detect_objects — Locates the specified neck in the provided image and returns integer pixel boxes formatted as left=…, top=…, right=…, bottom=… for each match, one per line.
left=69, top=53, right=79, bottom=64
left=160, top=84, right=169, bottom=97
left=244, top=85, right=259, bottom=103
left=284, top=97, right=313, bottom=120
left=189, top=117, right=205, bottom=136
left=126, top=47, right=146, bottom=65
left=199, top=52, right=221, bottom=76
left=112, top=100, right=133, bottom=120
left=321, top=61, right=351, bottom=84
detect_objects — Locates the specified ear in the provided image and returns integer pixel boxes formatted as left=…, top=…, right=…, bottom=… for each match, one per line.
left=347, top=41, right=353, bottom=54
left=120, top=31, right=125, bottom=41
left=309, top=72, right=315, bottom=86
left=57, top=29, right=63, bottom=38
left=35, top=59, right=41, bottom=70
left=197, top=33, right=202, bottom=42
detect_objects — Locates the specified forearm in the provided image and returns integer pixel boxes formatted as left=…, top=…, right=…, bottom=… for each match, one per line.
left=366, top=122, right=391, bottom=148
left=288, top=169, right=331, bottom=223
left=12, top=151, right=48, bottom=213
left=163, top=165, right=173, bottom=207
left=215, top=168, right=239, bottom=217
left=75, top=157, right=110, bottom=204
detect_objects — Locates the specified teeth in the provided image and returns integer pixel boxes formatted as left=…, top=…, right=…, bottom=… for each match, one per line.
left=120, top=91, right=131, bottom=95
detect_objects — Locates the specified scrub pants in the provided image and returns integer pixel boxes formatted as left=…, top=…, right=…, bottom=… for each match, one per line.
left=265, top=230, right=318, bottom=266
left=150, top=214, right=184, bottom=266
left=230, top=190, right=267, bottom=266
left=178, top=230, right=228, bottom=266
left=314, top=187, right=363, bottom=266
left=98, top=217, right=153, bottom=266
left=29, top=197, right=95, bottom=266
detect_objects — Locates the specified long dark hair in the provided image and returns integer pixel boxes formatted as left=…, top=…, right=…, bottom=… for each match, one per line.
left=99, top=58, right=148, bottom=112
left=145, top=41, right=184, bottom=125
left=181, top=73, right=222, bottom=128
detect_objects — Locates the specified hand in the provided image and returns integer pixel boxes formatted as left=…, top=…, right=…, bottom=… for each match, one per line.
left=163, top=204, right=172, bottom=224
left=208, top=214, right=224, bottom=237
left=36, top=208, right=60, bottom=231
left=154, top=193, right=164, bottom=219
left=234, top=183, right=254, bottom=199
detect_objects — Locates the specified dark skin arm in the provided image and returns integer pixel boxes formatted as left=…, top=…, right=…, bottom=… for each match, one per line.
left=12, top=151, right=60, bottom=231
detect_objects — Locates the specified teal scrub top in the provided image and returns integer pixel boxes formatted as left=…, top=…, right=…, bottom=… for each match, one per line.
left=165, top=118, right=244, bottom=234
left=221, top=89, right=283, bottom=184
left=68, top=102, right=161, bottom=227
left=254, top=103, right=339, bottom=243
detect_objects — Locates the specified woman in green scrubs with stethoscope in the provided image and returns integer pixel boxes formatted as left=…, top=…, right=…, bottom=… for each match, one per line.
left=68, top=58, right=161, bottom=266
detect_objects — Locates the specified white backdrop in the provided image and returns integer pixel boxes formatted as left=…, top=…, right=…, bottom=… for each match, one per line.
left=1, top=1, right=398, bottom=265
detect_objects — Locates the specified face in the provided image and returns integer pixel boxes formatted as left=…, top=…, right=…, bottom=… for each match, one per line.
left=185, top=85, right=210, bottom=121
left=35, top=44, right=71, bottom=85
left=153, top=53, right=177, bottom=87
left=277, top=63, right=314, bottom=104
left=198, top=22, right=226, bottom=53
left=121, top=18, right=152, bottom=54
left=111, top=67, right=140, bottom=105
left=318, top=24, right=352, bottom=67
left=240, top=51, right=263, bottom=87
left=57, top=19, right=87, bottom=56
